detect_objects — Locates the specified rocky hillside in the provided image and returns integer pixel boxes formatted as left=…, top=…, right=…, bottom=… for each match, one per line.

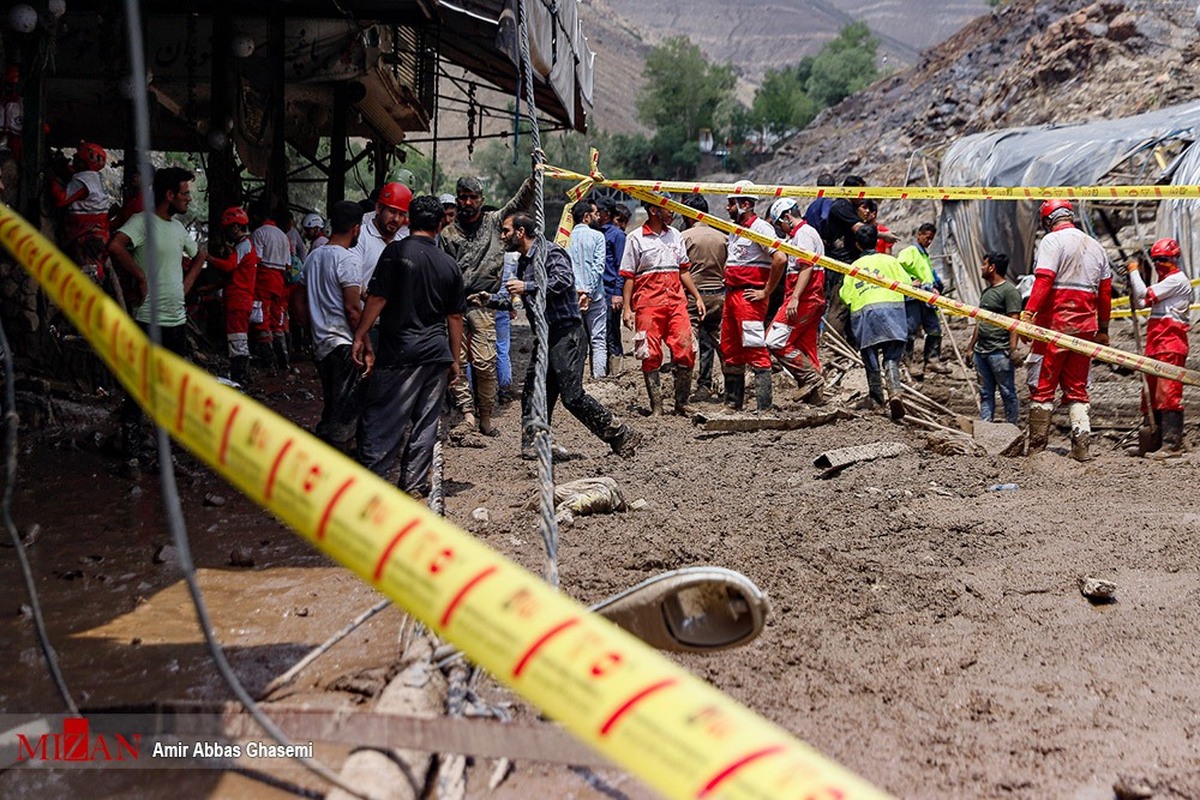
left=748, top=0, right=1200, bottom=194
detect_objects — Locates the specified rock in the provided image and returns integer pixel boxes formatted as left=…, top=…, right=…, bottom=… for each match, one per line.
left=203, top=492, right=226, bottom=507
left=229, top=546, right=255, bottom=568
left=1079, top=576, right=1117, bottom=601
left=153, top=545, right=178, bottom=565
left=1107, top=11, right=1138, bottom=40
left=972, top=420, right=1025, bottom=456
left=1113, top=776, right=1154, bottom=800
left=1084, top=22, right=1109, bottom=37
left=22, top=523, right=40, bottom=546
left=471, top=507, right=490, bottom=523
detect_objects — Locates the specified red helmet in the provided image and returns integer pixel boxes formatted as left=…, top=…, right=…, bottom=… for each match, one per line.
left=1150, top=237, right=1181, bottom=260
left=1039, top=198, right=1073, bottom=221
left=76, top=142, right=107, bottom=172
left=221, top=206, right=249, bottom=227
left=377, top=182, right=412, bottom=212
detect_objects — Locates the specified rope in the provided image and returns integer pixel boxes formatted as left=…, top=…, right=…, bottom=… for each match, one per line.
left=516, top=0, right=561, bottom=589
left=0, top=315, right=79, bottom=715
left=123, top=4, right=374, bottom=797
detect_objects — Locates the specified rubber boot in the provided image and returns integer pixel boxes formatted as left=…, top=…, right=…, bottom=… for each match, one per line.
left=643, top=371, right=664, bottom=416
left=924, top=335, right=951, bottom=374
left=857, top=371, right=885, bottom=410
left=607, top=354, right=624, bottom=377
left=1068, top=402, right=1093, bottom=462
left=1028, top=402, right=1052, bottom=453
left=1146, top=410, right=1184, bottom=459
left=753, top=368, right=773, bottom=412
left=475, top=372, right=499, bottom=436
left=673, top=367, right=693, bottom=416
left=273, top=337, right=290, bottom=372
left=884, top=359, right=906, bottom=421
left=723, top=371, right=746, bottom=411
left=253, top=340, right=275, bottom=371
left=229, top=355, right=250, bottom=388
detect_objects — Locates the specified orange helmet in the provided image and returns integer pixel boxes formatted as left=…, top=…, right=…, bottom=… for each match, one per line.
left=76, top=142, right=108, bottom=172
left=221, top=206, right=249, bottom=227
left=1150, top=237, right=1181, bottom=260
left=377, top=182, right=412, bottom=212
left=1039, top=198, right=1073, bottom=222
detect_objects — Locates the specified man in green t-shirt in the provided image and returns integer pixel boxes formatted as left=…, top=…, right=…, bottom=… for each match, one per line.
left=968, top=252, right=1022, bottom=424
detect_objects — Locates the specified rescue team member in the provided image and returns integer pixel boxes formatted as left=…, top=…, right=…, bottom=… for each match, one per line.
left=355, top=181, right=411, bottom=291
left=840, top=225, right=909, bottom=420
left=302, top=212, right=329, bottom=251
left=1128, top=237, right=1191, bottom=458
left=1020, top=199, right=1112, bottom=462
left=49, top=142, right=112, bottom=282
left=501, top=212, right=642, bottom=461
left=206, top=206, right=258, bottom=387
left=722, top=179, right=787, bottom=412
left=251, top=204, right=295, bottom=371
left=897, top=222, right=949, bottom=377
left=679, top=193, right=727, bottom=400
left=766, top=198, right=826, bottom=405
left=620, top=197, right=705, bottom=416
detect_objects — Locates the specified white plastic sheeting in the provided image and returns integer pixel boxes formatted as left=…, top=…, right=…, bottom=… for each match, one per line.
left=938, top=101, right=1200, bottom=307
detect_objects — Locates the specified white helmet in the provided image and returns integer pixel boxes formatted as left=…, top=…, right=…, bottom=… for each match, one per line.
left=727, top=179, right=758, bottom=202
left=302, top=212, right=325, bottom=229
left=769, top=198, right=799, bottom=223
left=439, top=193, right=456, bottom=206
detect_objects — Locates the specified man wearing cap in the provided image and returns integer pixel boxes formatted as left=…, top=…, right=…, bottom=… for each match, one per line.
left=353, top=182, right=412, bottom=294
left=441, top=163, right=538, bottom=438
left=49, top=142, right=113, bottom=283
left=302, top=212, right=329, bottom=251
left=766, top=198, right=826, bottom=404
left=722, top=180, right=787, bottom=411
left=1021, top=199, right=1111, bottom=462
left=250, top=202, right=295, bottom=372
left=207, top=206, right=258, bottom=387
left=439, top=194, right=458, bottom=227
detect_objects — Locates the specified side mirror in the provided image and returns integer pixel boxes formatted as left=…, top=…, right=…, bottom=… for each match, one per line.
left=591, top=567, right=769, bottom=653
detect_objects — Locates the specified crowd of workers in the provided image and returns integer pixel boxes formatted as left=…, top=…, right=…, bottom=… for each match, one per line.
left=39, top=143, right=1192, bottom=496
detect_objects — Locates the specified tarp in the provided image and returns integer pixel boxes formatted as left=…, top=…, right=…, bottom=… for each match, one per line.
left=938, top=101, right=1200, bottom=307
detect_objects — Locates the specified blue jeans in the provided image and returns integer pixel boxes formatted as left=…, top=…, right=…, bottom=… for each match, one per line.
left=495, top=309, right=512, bottom=389
left=973, top=351, right=1019, bottom=424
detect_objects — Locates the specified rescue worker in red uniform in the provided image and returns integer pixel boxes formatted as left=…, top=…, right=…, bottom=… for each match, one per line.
left=1128, top=237, right=1191, bottom=458
left=620, top=198, right=705, bottom=416
left=207, top=206, right=259, bottom=387
left=48, top=142, right=112, bottom=282
left=1020, top=199, right=1112, bottom=462
left=721, top=180, right=787, bottom=411
left=251, top=206, right=295, bottom=371
left=766, top=198, right=827, bottom=404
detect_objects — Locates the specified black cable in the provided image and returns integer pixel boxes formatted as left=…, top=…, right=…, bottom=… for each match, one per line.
left=0, top=315, right=79, bottom=715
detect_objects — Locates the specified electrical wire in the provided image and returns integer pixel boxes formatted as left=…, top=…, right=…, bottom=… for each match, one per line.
left=0, top=315, right=79, bottom=715
left=123, top=2, right=374, bottom=797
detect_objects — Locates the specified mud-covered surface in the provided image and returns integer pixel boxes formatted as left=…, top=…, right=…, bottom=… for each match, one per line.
left=4, top=317, right=1200, bottom=800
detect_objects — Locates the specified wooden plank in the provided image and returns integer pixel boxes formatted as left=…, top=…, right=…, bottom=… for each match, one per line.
left=692, top=409, right=852, bottom=432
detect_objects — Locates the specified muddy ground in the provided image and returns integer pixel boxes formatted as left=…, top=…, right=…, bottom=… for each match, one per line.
left=3, top=315, right=1200, bottom=800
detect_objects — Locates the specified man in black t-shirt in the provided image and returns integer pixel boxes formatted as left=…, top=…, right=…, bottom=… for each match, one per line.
left=352, top=195, right=465, bottom=497
left=821, top=175, right=867, bottom=341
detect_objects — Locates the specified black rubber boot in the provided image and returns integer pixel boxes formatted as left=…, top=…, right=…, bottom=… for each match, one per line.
left=643, top=371, right=663, bottom=416
left=673, top=367, right=693, bottom=416
left=867, top=371, right=885, bottom=408
left=605, top=423, right=643, bottom=458
left=884, top=359, right=906, bottom=421
left=229, top=356, right=250, bottom=388
left=1147, top=410, right=1184, bottom=459
left=273, top=337, right=291, bottom=372
left=753, top=368, right=773, bottom=412
left=723, top=371, right=746, bottom=411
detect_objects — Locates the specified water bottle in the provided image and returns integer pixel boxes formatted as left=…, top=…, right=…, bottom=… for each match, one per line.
left=988, top=483, right=1019, bottom=492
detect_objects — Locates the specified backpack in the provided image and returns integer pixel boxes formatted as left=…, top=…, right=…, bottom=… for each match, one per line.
left=805, top=197, right=834, bottom=241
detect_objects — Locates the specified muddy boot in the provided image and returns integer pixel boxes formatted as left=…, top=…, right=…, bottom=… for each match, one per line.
left=253, top=340, right=275, bottom=372
left=884, top=359, right=906, bottom=421
left=864, top=370, right=885, bottom=409
left=723, top=371, right=746, bottom=411
left=1068, top=402, right=1093, bottom=462
left=673, top=367, right=693, bottom=416
left=643, top=371, right=664, bottom=416
left=753, top=368, right=773, bottom=412
left=924, top=335, right=951, bottom=374
left=1027, top=402, right=1052, bottom=453
left=607, top=354, right=624, bottom=377
left=795, top=369, right=825, bottom=405
left=605, top=423, right=642, bottom=458
left=273, top=337, right=291, bottom=372
left=1146, top=410, right=1184, bottom=459
left=229, top=356, right=250, bottom=388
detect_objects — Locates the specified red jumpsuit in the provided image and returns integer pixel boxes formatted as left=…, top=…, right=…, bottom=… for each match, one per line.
left=251, top=222, right=293, bottom=348
left=1025, top=224, right=1112, bottom=405
left=721, top=215, right=778, bottom=370
left=620, top=224, right=694, bottom=371
left=1130, top=266, right=1191, bottom=412
left=767, top=220, right=825, bottom=378
left=209, top=236, right=259, bottom=358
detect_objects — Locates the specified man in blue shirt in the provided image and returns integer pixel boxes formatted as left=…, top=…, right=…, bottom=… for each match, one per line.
left=567, top=199, right=608, bottom=378
left=597, top=198, right=627, bottom=374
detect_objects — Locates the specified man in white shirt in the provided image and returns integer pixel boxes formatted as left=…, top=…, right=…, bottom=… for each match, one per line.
left=352, top=182, right=411, bottom=293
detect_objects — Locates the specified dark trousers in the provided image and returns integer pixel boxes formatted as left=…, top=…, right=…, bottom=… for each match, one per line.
left=522, top=322, right=615, bottom=444
left=689, top=292, right=724, bottom=391
left=358, top=363, right=448, bottom=496
left=120, top=323, right=189, bottom=451
left=315, top=344, right=366, bottom=446
left=605, top=299, right=624, bottom=356
left=861, top=339, right=906, bottom=377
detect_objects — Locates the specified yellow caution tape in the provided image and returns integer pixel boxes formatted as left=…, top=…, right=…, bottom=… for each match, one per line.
left=540, top=167, right=1200, bottom=202
left=548, top=153, right=1200, bottom=388
left=0, top=202, right=892, bottom=800
left=1111, top=303, right=1200, bottom=319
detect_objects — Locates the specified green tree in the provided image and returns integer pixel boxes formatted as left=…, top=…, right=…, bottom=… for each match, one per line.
left=635, top=36, right=736, bottom=178
left=805, top=22, right=879, bottom=108
left=751, top=59, right=818, bottom=140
